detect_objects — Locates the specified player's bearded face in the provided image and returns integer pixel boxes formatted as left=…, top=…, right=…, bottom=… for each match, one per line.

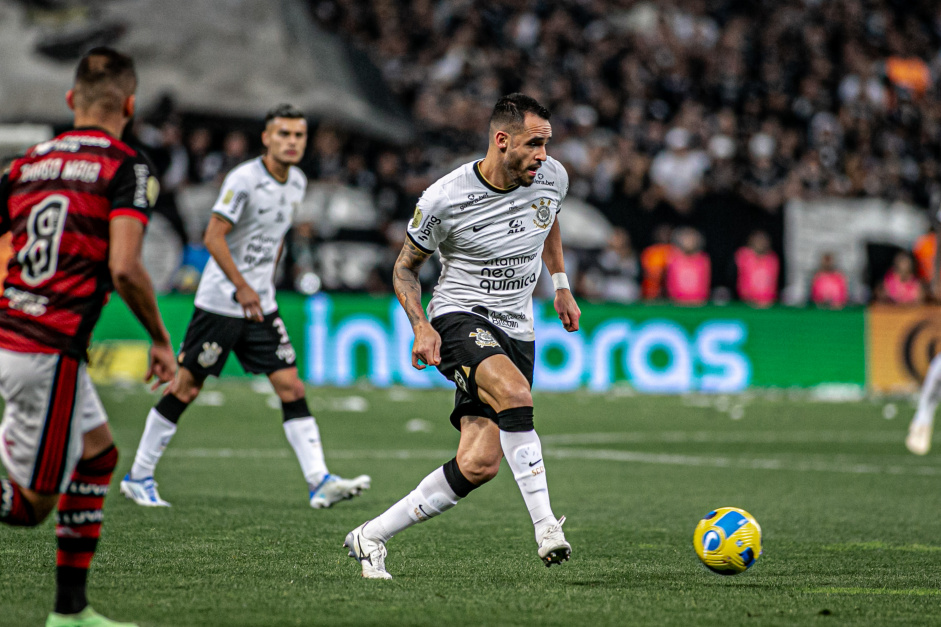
left=505, top=115, right=551, bottom=187
left=264, top=118, right=308, bottom=166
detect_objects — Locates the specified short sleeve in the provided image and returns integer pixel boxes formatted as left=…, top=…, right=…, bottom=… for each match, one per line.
left=108, top=154, right=159, bottom=224
left=405, top=186, right=449, bottom=253
left=212, top=168, right=251, bottom=225
left=556, top=162, right=569, bottom=211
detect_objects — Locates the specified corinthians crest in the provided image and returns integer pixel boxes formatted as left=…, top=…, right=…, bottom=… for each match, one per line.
left=197, top=342, right=222, bottom=368
left=531, top=198, right=553, bottom=229
left=470, top=328, right=500, bottom=348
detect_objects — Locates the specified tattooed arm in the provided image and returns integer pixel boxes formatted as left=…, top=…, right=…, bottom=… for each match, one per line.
left=394, top=238, right=441, bottom=369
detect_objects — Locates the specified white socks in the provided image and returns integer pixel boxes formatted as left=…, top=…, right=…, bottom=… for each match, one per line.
left=130, top=409, right=177, bottom=480
left=914, top=353, right=941, bottom=427
left=365, top=466, right=460, bottom=543
left=283, top=417, right=329, bottom=487
left=500, top=429, right=557, bottom=540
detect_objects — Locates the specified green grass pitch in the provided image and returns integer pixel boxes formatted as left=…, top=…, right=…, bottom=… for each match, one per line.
left=2, top=382, right=940, bottom=626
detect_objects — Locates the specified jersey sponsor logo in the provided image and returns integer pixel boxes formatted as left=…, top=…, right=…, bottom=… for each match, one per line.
left=487, top=309, right=525, bottom=330
left=3, top=286, right=49, bottom=316
left=410, top=206, right=423, bottom=228
left=257, top=206, right=274, bottom=214
left=459, top=192, right=490, bottom=210
left=507, top=218, right=525, bottom=234
left=197, top=342, right=223, bottom=368
left=532, top=199, right=554, bottom=229
left=33, top=135, right=111, bottom=155
left=472, top=221, right=494, bottom=233
left=133, top=164, right=159, bottom=208
left=414, top=215, right=441, bottom=243
left=470, top=328, right=500, bottom=348
left=18, top=195, right=69, bottom=286
left=535, top=172, right=555, bottom=187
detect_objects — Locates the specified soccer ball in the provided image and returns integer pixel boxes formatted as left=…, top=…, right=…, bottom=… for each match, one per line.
left=693, top=507, right=762, bottom=575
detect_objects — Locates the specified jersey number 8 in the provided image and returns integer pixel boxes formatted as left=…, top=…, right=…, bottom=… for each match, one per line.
left=18, top=195, right=69, bottom=286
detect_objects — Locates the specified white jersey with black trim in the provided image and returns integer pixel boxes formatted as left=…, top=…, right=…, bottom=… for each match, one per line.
left=194, top=157, right=306, bottom=318
left=406, top=157, right=569, bottom=341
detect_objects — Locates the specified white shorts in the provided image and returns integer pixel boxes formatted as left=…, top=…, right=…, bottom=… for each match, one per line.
left=0, top=348, right=107, bottom=494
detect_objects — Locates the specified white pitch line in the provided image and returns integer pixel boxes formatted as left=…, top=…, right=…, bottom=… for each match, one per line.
left=542, top=431, right=906, bottom=445
left=164, top=447, right=941, bottom=476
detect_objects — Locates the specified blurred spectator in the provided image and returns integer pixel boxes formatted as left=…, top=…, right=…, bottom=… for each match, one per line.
left=649, top=128, right=709, bottom=214
left=913, top=227, right=937, bottom=283
left=203, top=130, right=251, bottom=184
left=877, top=252, right=925, bottom=304
left=186, top=127, right=215, bottom=184
left=640, top=224, right=673, bottom=300
left=811, top=252, right=849, bottom=309
left=735, top=231, right=779, bottom=307
left=580, top=228, right=640, bottom=304
left=665, top=227, right=710, bottom=306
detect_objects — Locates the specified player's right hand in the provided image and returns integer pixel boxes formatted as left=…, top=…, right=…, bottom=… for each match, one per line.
left=235, top=284, right=263, bottom=321
left=145, top=342, right=177, bottom=391
left=412, top=323, right=441, bottom=370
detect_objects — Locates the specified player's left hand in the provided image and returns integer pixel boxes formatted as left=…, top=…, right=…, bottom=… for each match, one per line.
left=554, top=289, right=580, bottom=332
left=145, top=342, right=177, bottom=391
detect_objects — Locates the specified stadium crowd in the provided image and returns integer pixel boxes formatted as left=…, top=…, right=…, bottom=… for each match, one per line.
left=120, top=0, right=941, bottom=307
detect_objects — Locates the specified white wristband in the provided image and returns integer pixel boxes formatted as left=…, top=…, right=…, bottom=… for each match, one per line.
left=551, top=272, right=570, bottom=291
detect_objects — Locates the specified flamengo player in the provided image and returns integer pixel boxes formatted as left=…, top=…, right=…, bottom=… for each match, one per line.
left=120, top=105, right=370, bottom=508
left=0, top=48, right=175, bottom=627
left=345, top=94, right=580, bottom=578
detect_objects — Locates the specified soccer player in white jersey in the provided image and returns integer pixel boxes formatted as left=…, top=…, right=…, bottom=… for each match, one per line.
left=907, top=202, right=941, bottom=455
left=120, top=104, right=370, bottom=508
left=345, top=94, right=580, bottom=578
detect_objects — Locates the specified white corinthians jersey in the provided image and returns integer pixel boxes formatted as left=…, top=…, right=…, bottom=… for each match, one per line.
left=195, top=158, right=306, bottom=317
left=407, top=157, right=569, bottom=341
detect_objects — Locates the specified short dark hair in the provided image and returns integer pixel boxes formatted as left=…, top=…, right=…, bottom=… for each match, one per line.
left=489, top=93, right=550, bottom=131
left=264, top=104, right=306, bottom=126
left=73, top=46, right=137, bottom=112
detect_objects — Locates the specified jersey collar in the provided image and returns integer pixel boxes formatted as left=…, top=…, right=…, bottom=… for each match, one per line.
left=474, top=160, right=518, bottom=194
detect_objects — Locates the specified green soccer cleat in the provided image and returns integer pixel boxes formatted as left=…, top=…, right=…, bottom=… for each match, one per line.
left=46, top=606, right=138, bottom=627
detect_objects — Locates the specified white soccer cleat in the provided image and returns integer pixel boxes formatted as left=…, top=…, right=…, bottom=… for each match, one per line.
left=119, top=474, right=171, bottom=507
left=906, top=423, right=933, bottom=455
left=537, top=515, right=571, bottom=567
left=309, top=473, right=371, bottom=509
left=344, top=521, right=393, bottom=579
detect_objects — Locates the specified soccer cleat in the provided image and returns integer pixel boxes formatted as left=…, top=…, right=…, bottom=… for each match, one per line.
left=46, top=606, right=138, bottom=627
left=537, top=515, right=571, bottom=567
left=119, top=474, right=170, bottom=507
left=309, top=473, right=371, bottom=509
left=344, top=521, right=393, bottom=579
left=906, top=423, right=933, bottom=455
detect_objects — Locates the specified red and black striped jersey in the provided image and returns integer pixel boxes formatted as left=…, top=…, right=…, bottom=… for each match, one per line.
left=0, top=128, right=158, bottom=358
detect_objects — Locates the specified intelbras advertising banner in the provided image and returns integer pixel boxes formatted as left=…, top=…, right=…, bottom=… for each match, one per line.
left=303, top=294, right=865, bottom=393
left=92, top=294, right=866, bottom=392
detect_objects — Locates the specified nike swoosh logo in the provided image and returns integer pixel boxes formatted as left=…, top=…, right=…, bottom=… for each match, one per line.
left=528, top=459, right=543, bottom=467
left=258, top=207, right=273, bottom=214
left=472, top=222, right=494, bottom=232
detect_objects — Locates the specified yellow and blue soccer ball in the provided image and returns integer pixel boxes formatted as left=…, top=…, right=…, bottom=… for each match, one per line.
left=693, top=507, right=762, bottom=575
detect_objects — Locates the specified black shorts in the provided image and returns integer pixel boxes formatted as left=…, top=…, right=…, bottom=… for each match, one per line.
left=178, top=308, right=297, bottom=378
left=431, top=312, right=535, bottom=430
